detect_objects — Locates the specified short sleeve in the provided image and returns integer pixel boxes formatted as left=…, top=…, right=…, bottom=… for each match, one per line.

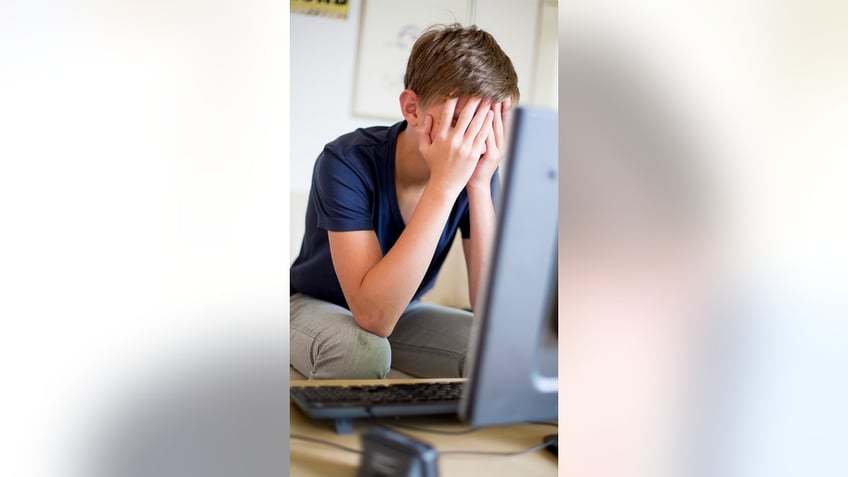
left=312, top=146, right=375, bottom=232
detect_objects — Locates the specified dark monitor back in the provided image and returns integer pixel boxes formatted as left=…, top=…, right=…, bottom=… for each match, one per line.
left=459, top=106, right=558, bottom=427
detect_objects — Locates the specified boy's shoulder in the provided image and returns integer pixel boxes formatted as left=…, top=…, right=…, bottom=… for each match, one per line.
left=314, top=122, right=404, bottom=183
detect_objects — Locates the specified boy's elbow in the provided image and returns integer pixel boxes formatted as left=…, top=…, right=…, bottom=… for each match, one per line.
left=354, top=317, right=394, bottom=339
left=363, top=324, right=392, bottom=339
left=350, top=307, right=396, bottom=338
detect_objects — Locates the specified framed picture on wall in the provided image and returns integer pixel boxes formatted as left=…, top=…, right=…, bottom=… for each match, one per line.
left=352, top=0, right=474, bottom=120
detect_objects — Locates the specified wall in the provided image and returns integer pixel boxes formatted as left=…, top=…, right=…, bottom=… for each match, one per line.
left=290, top=0, right=377, bottom=196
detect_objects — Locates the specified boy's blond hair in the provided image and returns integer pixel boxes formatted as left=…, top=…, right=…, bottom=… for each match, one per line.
left=404, top=24, right=519, bottom=108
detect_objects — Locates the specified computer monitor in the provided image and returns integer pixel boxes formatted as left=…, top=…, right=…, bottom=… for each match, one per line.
left=459, top=106, right=558, bottom=427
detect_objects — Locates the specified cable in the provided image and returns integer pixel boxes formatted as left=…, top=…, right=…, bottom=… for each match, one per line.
left=290, top=434, right=363, bottom=455
left=440, top=440, right=553, bottom=457
left=290, top=432, right=555, bottom=459
left=527, top=420, right=559, bottom=427
left=289, top=419, right=558, bottom=457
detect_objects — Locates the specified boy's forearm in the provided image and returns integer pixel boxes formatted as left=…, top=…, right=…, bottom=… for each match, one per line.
left=349, top=185, right=457, bottom=337
left=465, top=182, right=496, bottom=310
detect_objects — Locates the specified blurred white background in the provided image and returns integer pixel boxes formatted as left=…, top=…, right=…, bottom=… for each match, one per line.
left=558, top=1, right=848, bottom=476
left=0, top=1, right=288, bottom=476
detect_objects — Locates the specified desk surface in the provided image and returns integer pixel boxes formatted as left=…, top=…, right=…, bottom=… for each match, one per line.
left=290, top=378, right=558, bottom=477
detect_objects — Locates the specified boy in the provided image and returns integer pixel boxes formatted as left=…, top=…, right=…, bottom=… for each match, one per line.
left=290, top=24, right=519, bottom=379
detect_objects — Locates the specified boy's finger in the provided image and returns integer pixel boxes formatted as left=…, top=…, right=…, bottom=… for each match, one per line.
left=417, top=115, right=433, bottom=147
left=492, top=102, right=504, bottom=150
left=503, top=96, right=513, bottom=117
left=439, top=97, right=458, bottom=134
left=485, top=121, right=497, bottom=156
left=455, top=97, right=483, bottom=134
left=502, top=97, right=513, bottom=133
left=472, top=111, right=494, bottom=153
left=464, top=98, right=492, bottom=141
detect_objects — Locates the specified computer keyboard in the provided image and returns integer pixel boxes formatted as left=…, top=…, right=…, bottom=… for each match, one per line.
left=290, top=381, right=465, bottom=434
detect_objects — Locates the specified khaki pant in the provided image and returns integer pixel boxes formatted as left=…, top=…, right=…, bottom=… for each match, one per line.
left=289, top=293, right=473, bottom=379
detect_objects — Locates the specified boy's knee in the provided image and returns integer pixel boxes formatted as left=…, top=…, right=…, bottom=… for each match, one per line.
left=352, top=330, right=392, bottom=378
left=322, top=326, right=391, bottom=379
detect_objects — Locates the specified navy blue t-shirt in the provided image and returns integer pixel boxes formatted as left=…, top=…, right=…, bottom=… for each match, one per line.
left=290, top=120, right=497, bottom=309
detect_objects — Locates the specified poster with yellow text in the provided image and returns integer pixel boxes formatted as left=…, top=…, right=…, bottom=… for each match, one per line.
left=291, top=0, right=349, bottom=20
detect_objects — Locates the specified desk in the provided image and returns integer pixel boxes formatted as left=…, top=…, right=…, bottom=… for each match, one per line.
left=290, top=378, right=558, bottom=476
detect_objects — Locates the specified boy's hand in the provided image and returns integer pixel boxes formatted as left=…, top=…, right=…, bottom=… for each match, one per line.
left=468, top=97, right=512, bottom=190
left=417, top=97, right=494, bottom=196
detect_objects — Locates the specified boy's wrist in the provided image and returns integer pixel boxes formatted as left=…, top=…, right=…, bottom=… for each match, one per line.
left=466, top=178, right=492, bottom=195
left=423, top=180, right=462, bottom=205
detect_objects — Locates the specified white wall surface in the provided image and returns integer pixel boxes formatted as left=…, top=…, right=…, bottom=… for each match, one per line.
left=290, top=0, right=381, bottom=196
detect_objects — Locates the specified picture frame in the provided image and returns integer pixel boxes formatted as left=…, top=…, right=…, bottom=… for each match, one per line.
left=352, top=0, right=474, bottom=120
